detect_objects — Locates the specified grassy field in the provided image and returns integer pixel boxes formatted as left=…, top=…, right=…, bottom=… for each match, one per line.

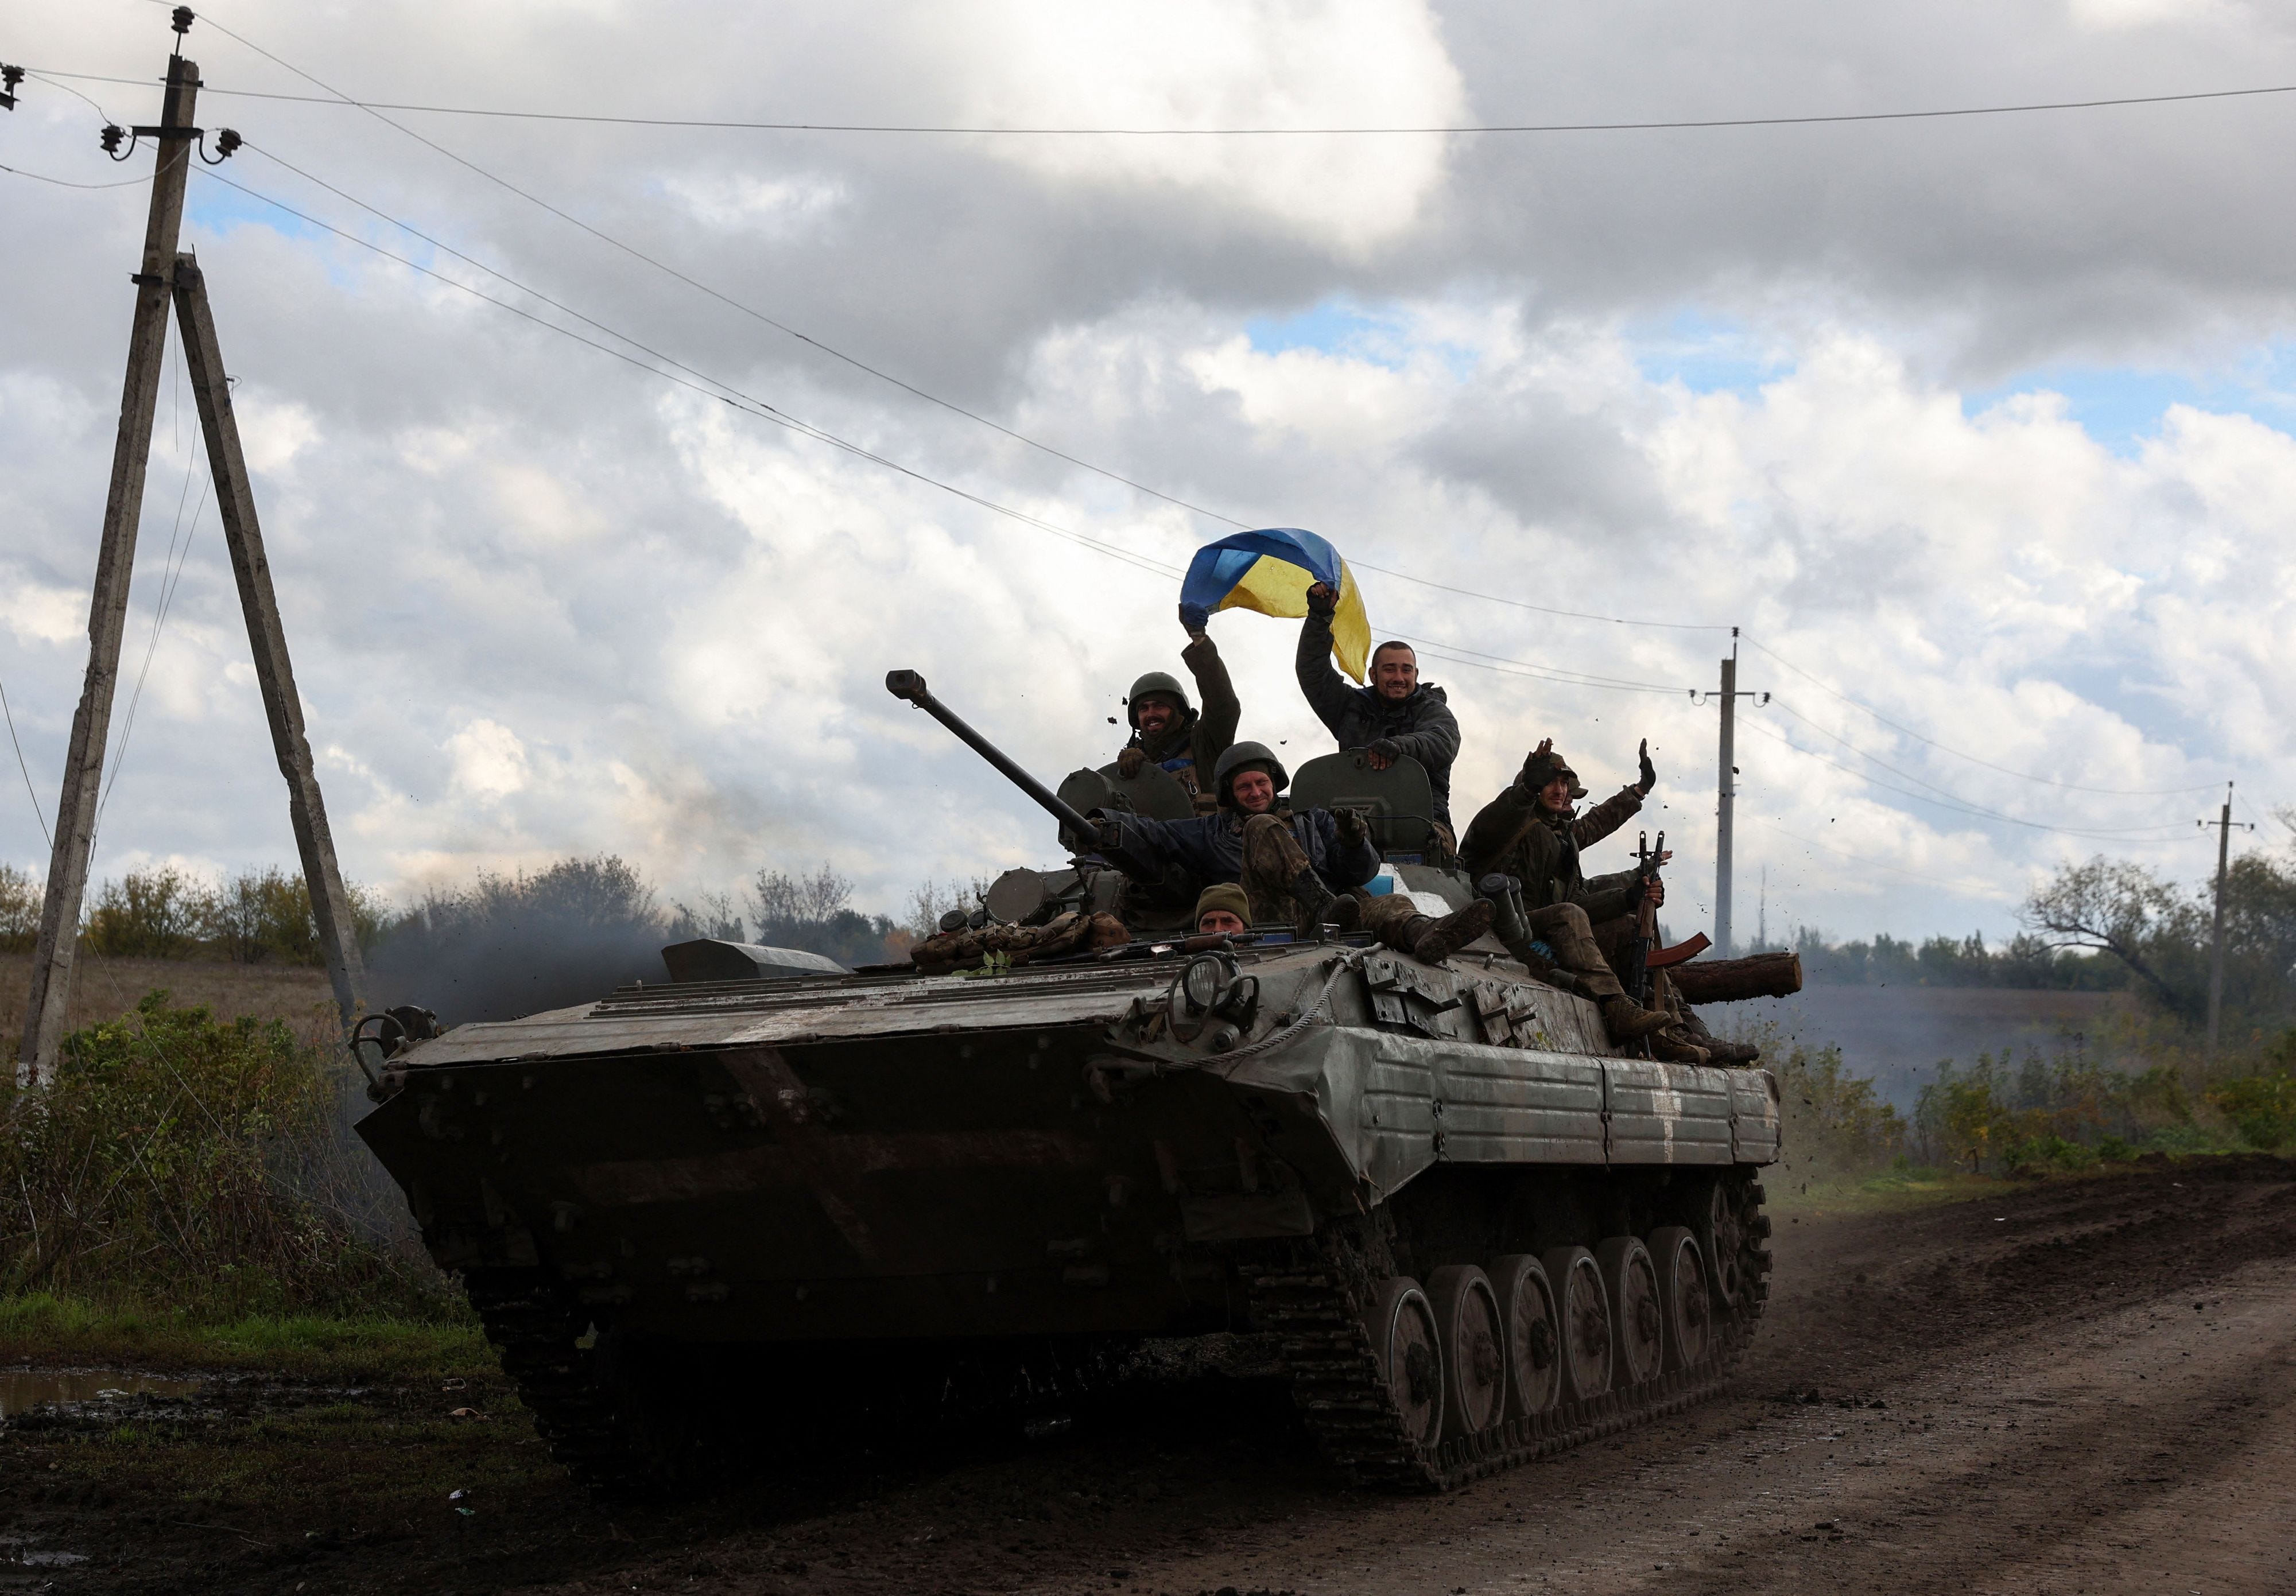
left=0, top=950, right=340, bottom=1049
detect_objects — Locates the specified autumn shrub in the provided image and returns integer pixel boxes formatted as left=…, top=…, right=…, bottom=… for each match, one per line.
left=0, top=992, right=453, bottom=1321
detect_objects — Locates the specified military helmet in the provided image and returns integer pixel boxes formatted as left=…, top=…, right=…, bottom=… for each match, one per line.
left=1126, top=670, right=1193, bottom=728
left=1213, top=740, right=1289, bottom=807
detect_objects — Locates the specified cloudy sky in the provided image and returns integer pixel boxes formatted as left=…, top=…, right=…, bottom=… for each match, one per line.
left=4, top=0, right=2295, bottom=949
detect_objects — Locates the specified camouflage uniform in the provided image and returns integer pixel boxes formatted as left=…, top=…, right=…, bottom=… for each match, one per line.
left=1459, top=750, right=1649, bottom=1002
left=1122, top=635, right=1241, bottom=813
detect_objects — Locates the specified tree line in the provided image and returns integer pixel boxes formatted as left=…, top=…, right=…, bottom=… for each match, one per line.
left=0, top=856, right=983, bottom=972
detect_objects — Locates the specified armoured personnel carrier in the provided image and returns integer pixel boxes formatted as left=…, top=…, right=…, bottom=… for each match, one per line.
left=355, top=671, right=1781, bottom=1495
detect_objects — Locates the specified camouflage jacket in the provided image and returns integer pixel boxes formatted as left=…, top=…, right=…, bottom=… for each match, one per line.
left=1294, top=613, right=1460, bottom=826
left=1125, top=635, right=1241, bottom=811
left=1459, top=781, right=1645, bottom=924
left=1102, top=803, right=1380, bottom=896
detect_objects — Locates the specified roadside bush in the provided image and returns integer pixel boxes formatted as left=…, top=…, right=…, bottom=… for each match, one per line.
left=0, top=992, right=453, bottom=1321
left=1756, top=1027, right=1907, bottom=1182
left=83, top=866, right=209, bottom=957
left=207, top=864, right=386, bottom=965
left=2207, top=1070, right=2296, bottom=1150
left=0, top=863, right=38, bottom=953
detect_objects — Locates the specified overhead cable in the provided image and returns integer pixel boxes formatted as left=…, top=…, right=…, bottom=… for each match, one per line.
left=1737, top=716, right=2196, bottom=840
left=1740, top=634, right=2219, bottom=797
left=125, top=13, right=1727, bottom=636
left=35, top=62, right=2296, bottom=135
left=0, top=674, right=51, bottom=848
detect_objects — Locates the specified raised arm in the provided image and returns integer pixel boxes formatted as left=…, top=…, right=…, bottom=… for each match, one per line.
left=1294, top=585, right=1362, bottom=736
left=1570, top=737, right=1655, bottom=846
left=1459, top=782, right=1539, bottom=878
left=1180, top=609, right=1241, bottom=772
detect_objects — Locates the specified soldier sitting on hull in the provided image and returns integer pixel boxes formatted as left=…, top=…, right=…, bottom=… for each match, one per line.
left=1115, top=604, right=1241, bottom=813
left=1296, top=583, right=1461, bottom=840
left=1459, top=738, right=1676, bottom=1047
left=1099, top=743, right=1494, bottom=964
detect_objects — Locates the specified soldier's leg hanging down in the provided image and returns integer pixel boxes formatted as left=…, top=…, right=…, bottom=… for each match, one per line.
left=1239, top=814, right=1362, bottom=937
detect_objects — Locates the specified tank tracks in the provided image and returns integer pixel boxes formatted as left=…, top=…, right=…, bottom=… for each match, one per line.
left=468, top=1186, right=1772, bottom=1498
left=463, top=1271, right=680, bottom=1497
left=1249, top=1181, right=1774, bottom=1491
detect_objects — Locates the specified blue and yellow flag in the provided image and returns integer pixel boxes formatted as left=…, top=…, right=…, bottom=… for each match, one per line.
left=1180, top=528, right=1372, bottom=682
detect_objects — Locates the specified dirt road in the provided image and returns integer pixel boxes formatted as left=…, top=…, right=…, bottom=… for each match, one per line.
left=8, top=1156, right=2293, bottom=1594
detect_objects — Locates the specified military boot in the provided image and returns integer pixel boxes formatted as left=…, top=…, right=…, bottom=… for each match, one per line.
left=1599, top=995, right=1674, bottom=1044
left=1289, top=871, right=1362, bottom=938
left=1650, top=1028, right=1711, bottom=1066
left=1400, top=899, right=1495, bottom=965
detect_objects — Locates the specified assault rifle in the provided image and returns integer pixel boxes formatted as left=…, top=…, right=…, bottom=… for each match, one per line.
left=1627, top=829, right=1666, bottom=1011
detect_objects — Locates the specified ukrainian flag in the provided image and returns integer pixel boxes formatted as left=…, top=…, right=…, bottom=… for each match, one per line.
left=1180, top=528, right=1373, bottom=681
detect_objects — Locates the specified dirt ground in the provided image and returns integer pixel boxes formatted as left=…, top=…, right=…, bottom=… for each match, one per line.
left=5, top=1155, right=2292, bottom=1595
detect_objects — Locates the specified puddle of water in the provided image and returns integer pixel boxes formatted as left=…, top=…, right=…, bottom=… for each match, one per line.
left=21, top=1551, right=91, bottom=1567
left=0, top=1369, right=201, bottom=1418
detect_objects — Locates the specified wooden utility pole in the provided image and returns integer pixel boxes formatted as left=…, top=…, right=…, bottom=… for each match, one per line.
left=2202, top=782, right=2251, bottom=1064
left=18, top=44, right=201, bottom=1088
left=172, top=254, right=368, bottom=1031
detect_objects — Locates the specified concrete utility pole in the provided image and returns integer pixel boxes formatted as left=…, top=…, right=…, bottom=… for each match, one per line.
left=1706, top=630, right=1764, bottom=958
left=2202, top=782, right=2252, bottom=1065
left=19, top=37, right=201, bottom=1089
left=172, top=254, right=367, bottom=1034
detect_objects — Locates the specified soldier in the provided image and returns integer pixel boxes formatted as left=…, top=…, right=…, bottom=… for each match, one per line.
left=1297, top=583, right=1461, bottom=835
left=1100, top=743, right=1492, bottom=962
left=1114, top=603, right=1241, bottom=813
left=1459, top=738, right=1675, bottom=1046
left=1193, top=882, right=1250, bottom=935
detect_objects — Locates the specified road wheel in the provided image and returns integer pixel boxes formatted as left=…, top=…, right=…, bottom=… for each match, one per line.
left=1699, top=1176, right=1746, bottom=1306
left=1596, top=1236, right=1663, bottom=1388
left=1362, top=1276, right=1444, bottom=1450
left=1425, top=1265, right=1506, bottom=1440
left=1539, top=1246, right=1612, bottom=1402
left=1487, top=1253, right=1561, bottom=1418
left=1646, top=1225, right=1712, bottom=1372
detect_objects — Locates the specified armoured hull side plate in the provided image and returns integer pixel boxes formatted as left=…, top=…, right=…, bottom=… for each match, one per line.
left=1603, top=1058, right=1735, bottom=1166
left=1730, top=1068, right=1783, bottom=1163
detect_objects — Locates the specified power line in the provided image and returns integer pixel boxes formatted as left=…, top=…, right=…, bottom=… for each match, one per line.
left=1736, top=715, right=2195, bottom=840
left=35, top=62, right=2296, bottom=135
left=193, top=165, right=1184, bottom=582
left=168, top=13, right=1260, bottom=538
left=0, top=674, right=51, bottom=849
left=0, top=159, right=156, bottom=189
left=1739, top=633, right=2220, bottom=797
left=1742, top=813, right=2004, bottom=894
left=206, top=151, right=1718, bottom=702
left=130, top=11, right=1723, bottom=639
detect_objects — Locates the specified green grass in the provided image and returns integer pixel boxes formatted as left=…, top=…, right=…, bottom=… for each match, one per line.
left=0, top=1292, right=490, bottom=1381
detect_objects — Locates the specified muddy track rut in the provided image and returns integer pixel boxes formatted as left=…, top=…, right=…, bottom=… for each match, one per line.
left=5, top=1156, right=2291, bottom=1595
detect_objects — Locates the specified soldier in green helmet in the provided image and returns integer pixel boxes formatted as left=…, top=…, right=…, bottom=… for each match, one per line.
left=1115, top=604, right=1242, bottom=813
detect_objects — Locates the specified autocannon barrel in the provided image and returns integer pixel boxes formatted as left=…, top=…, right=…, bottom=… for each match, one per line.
left=885, top=669, right=1100, bottom=838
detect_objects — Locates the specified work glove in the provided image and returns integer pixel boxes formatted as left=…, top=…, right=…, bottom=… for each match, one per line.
left=1638, top=737, right=1657, bottom=795
left=1115, top=746, right=1150, bottom=779
left=1178, top=600, right=1211, bottom=636
left=1304, top=581, right=1339, bottom=619
left=1367, top=737, right=1402, bottom=764
left=1334, top=806, right=1371, bottom=846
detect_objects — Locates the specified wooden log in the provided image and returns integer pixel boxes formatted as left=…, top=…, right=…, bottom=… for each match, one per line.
left=1669, top=950, right=1804, bottom=1005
